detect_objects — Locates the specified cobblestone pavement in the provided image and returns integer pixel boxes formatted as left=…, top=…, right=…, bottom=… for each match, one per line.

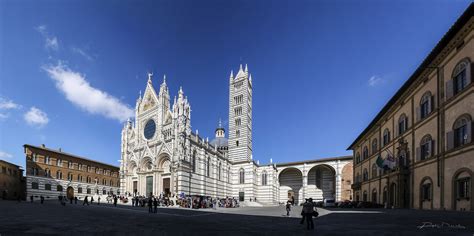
left=1, top=200, right=473, bottom=236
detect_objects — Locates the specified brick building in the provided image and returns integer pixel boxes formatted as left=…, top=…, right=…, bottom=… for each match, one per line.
left=0, top=160, right=25, bottom=200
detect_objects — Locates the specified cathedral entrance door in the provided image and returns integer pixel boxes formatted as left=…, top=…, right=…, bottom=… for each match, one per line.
left=66, top=187, right=74, bottom=200
left=133, top=181, right=138, bottom=195
left=239, top=191, right=245, bottom=202
left=163, top=178, right=170, bottom=196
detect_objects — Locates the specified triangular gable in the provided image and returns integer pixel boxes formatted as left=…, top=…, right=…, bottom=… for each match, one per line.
left=141, top=82, right=159, bottom=112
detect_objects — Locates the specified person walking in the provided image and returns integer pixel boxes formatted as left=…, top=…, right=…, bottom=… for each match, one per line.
left=113, top=195, right=117, bottom=207
left=148, top=197, right=153, bottom=213
left=30, top=195, right=33, bottom=203
left=70, top=197, right=73, bottom=204
left=302, top=198, right=315, bottom=230
left=90, top=196, right=94, bottom=205
left=83, top=196, right=89, bottom=206
left=74, top=196, right=78, bottom=204
left=153, top=197, right=158, bottom=213
left=98, top=196, right=101, bottom=205
left=286, top=200, right=292, bottom=216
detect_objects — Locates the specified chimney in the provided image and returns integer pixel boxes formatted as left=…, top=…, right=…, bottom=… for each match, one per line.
left=41, top=144, right=45, bottom=148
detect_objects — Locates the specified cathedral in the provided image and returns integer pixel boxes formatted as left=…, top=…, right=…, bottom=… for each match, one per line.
left=120, top=64, right=352, bottom=205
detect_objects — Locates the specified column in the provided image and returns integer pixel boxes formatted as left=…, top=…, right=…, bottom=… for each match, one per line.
left=335, top=168, right=342, bottom=202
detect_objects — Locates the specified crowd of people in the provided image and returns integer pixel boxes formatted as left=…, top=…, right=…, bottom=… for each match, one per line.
left=127, top=192, right=240, bottom=210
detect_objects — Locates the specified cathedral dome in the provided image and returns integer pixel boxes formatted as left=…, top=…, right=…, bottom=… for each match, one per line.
left=210, top=120, right=228, bottom=150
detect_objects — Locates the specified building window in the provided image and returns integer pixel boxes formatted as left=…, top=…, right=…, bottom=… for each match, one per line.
left=420, top=135, right=433, bottom=161
left=456, top=177, right=470, bottom=199
left=398, top=114, right=408, bottom=136
left=32, top=168, right=38, bottom=176
left=355, top=152, right=360, bottom=164
left=45, top=156, right=50, bottom=165
left=262, top=171, right=268, bottom=186
left=87, top=188, right=91, bottom=194
left=44, top=169, right=51, bottom=177
left=236, top=130, right=240, bottom=137
left=453, top=60, right=469, bottom=95
left=45, top=184, right=51, bottom=191
left=235, top=118, right=241, bottom=127
left=110, top=180, right=113, bottom=186
left=420, top=92, right=432, bottom=120
left=218, top=162, right=222, bottom=181
left=234, top=107, right=242, bottom=116
left=87, top=176, right=91, bottom=183
left=421, top=183, right=431, bottom=201
left=68, top=173, right=73, bottom=181
left=363, top=146, right=368, bottom=160
left=453, top=116, right=471, bottom=148
left=236, top=140, right=239, bottom=147
left=372, top=139, right=378, bottom=155
left=57, top=185, right=63, bottom=192
left=383, top=129, right=391, bottom=146
left=78, top=187, right=83, bottom=193
left=363, top=168, right=368, bottom=181
left=192, top=152, right=196, bottom=173
left=56, top=171, right=62, bottom=180
left=68, top=161, right=73, bottom=169
left=31, top=182, right=39, bottom=189
left=372, top=164, right=377, bottom=178
left=57, top=159, right=62, bottom=167
left=239, top=168, right=245, bottom=184
left=103, top=189, right=106, bottom=195
left=32, top=153, right=37, bottom=162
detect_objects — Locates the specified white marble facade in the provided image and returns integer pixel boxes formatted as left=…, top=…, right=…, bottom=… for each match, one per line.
left=120, top=65, right=352, bottom=205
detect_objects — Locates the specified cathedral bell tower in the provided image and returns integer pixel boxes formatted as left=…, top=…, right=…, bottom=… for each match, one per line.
left=228, top=64, right=253, bottom=162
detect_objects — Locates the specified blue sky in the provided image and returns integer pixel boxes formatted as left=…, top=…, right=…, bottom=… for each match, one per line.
left=0, top=0, right=471, bottom=168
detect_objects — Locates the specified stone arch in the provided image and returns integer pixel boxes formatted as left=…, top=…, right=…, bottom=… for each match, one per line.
left=139, top=156, right=154, bottom=171
left=452, top=167, right=473, bottom=211
left=278, top=167, right=303, bottom=204
left=127, top=160, right=138, bottom=176
left=419, top=176, right=433, bottom=210
left=157, top=154, right=171, bottom=174
left=306, top=164, right=336, bottom=201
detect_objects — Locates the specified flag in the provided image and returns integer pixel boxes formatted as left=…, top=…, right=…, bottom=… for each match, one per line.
left=385, top=154, right=396, bottom=169
left=376, top=155, right=384, bottom=169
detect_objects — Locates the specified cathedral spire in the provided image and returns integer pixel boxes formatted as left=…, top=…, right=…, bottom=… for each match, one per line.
left=230, top=70, right=234, bottom=78
left=239, top=64, right=243, bottom=72
left=245, top=64, right=248, bottom=72
left=162, top=74, right=166, bottom=85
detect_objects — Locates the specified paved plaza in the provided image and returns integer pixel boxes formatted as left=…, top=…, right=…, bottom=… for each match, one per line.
left=1, top=200, right=474, bottom=235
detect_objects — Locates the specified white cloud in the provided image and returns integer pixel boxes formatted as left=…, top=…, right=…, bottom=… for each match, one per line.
left=43, top=62, right=134, bottom=122
left=72, top=47, right=94, bottom=61
left=0, top=113, right=9, bottom=120
left=24, top=107, right=49, bottom=128
left=0, top=98, right=20, bottom=109
left=0, top=151, right=13, bottom=159
left=35, top=25, right=59, bottom=51
left=368, top=75, right=384, bottom=87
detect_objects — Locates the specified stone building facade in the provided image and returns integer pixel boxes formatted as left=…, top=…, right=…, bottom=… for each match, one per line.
left=348, top=4, right=474, bottom=211
left=0, top=160, right=25, bottom=200
left=120, top=65, right=353, bottom=205
left=24, top=144, right=120, bottom=201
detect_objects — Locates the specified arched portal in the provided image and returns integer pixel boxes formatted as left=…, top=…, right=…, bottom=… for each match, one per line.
left=307, top=164, right=336, bottom=201
left=279, top=168, right=303, bottom=204
left=66, top=186, right=74, bottom=200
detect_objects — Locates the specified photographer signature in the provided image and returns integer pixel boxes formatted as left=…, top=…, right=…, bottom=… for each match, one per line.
left=417, top=222, right=466, bottom=230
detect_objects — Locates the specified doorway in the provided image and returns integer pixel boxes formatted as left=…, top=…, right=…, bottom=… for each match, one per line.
left=66, top=187, right=74, bottom=200
left=239, top=191, right=245, bottom=202
left=163, top=178, right=170, bottom=196
left=133, top=181, right=138, bottom=195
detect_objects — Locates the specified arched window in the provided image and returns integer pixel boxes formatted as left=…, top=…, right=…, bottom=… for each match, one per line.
left=372, top=139, right=378, bottom=154
left=239, top=168, right=245, bottom=184
left=398, top=114, right=408, bottom=135
left=67, top=172, right=73, bottom=181
left=419, top=135, right=433, bottom=161
left=31, top=182, right=39, bottom=189
left=383, top=128, right=391, bottom=146
left=420, top=178, right=432, bottom=201
left=45, top=183, right=51, bottom=191
left=78, top=187, right=83, bottom=193
left=87, top=188, right=91, bottom=194
left=262, top=171, right=268, bottom=186
left=363, top=191, right=368, bottom=202
left=192, top=151, right=196, bottom=173
left=44, top=168, right=51, bottom=177
left=355, top=152, right=361, bottom=164
left=218, top=162, right=222, bottom=181
left=452, top=115, right=471, bottom=148
left=356, top=173, right=361, bottom=183
left=103, top=189, right=106, bottom=195
left=363, top=168, right=368, bottom=181
left=87, top=176, right=91, bottom=183
left=363, top=146, right=368, bottom=160
left=372, top=164, right=378, bottom=178
left=452, top=59, right=470, bottom=95
left=57, top=185, right=63, bottom=192
left=420, top=91, right=432, bottom=120
left=454, top=169, right=471, bottom=201
left=56, top=170, right=62, bottom=179
left=383, top=186, right=388, bottom=204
